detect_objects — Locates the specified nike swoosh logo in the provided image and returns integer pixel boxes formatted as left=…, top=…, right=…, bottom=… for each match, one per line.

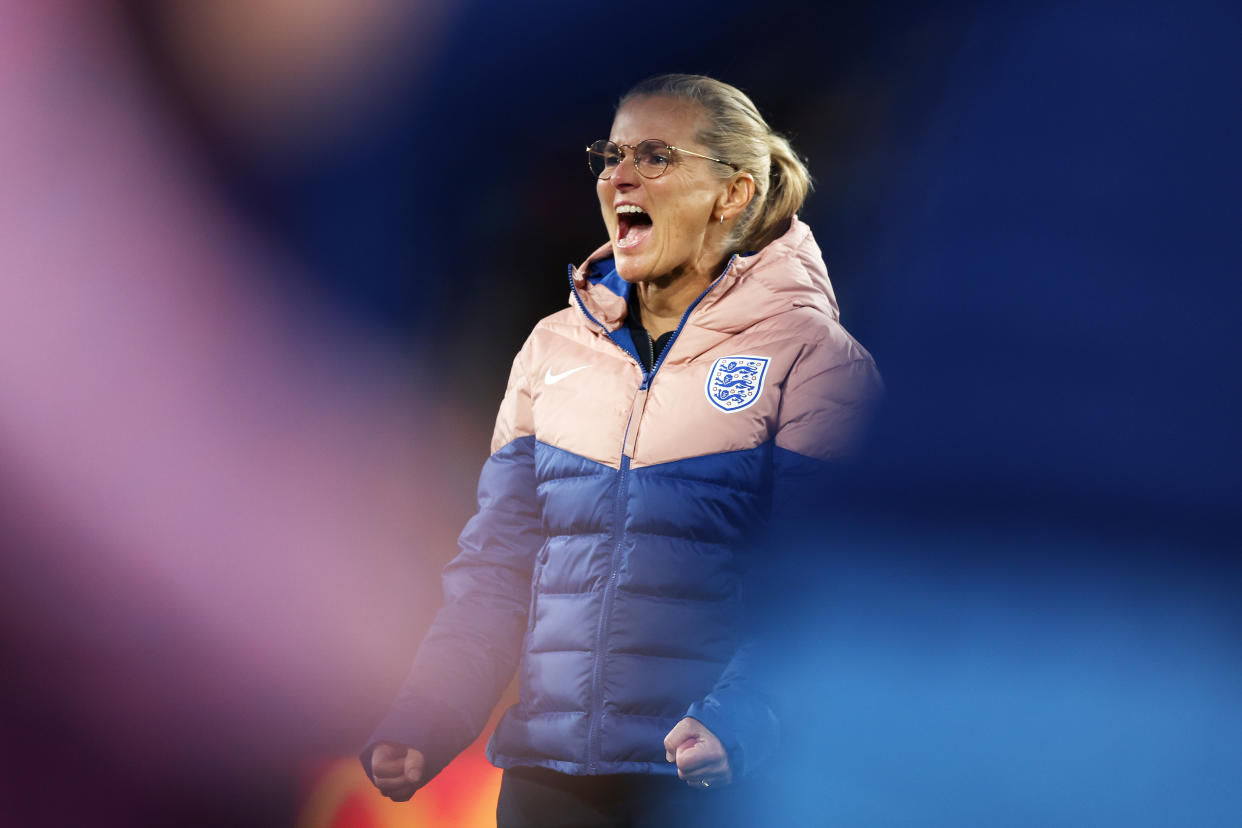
left=545, top=365, right=588, bottom=385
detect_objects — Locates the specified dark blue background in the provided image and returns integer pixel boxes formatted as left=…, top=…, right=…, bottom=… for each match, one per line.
left=135, top=0, right=1242, bottom=823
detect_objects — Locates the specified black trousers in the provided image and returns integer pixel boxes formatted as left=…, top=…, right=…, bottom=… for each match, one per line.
left=496, top=766, right=757, bottom=828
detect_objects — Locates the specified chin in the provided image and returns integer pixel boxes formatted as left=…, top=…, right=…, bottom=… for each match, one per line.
left=612, top=256, right=653, bottom=284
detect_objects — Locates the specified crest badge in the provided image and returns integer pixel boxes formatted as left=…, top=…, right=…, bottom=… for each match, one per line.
left=704, top=355, right=770, bottom=413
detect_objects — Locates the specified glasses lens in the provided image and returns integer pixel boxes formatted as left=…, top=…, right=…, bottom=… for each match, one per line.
left=634, top=140, right=673, bottom=178
left=588, top=140, right=621, bottom=179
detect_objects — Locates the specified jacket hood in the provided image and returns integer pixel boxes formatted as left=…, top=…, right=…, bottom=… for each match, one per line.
left=570, top=216, right=840, bottom=337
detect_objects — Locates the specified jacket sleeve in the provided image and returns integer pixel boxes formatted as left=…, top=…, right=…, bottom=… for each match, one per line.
left=684, top=337, right=883, bottom=779
left=362, top=342, right=542, bottom=782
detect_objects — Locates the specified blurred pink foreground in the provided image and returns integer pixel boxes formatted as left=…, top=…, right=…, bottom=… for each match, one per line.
left=0, top=2, right=470, bottom=813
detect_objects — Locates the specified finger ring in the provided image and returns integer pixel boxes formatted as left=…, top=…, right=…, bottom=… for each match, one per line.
left=699, top=780, right=711, bottom=789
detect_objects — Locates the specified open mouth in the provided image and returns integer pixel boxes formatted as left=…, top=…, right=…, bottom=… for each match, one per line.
left=616, top=204, right=653, bottom=249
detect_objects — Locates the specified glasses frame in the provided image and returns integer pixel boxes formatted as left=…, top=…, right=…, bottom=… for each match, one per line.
left=586, top=138, right=740, bottom=180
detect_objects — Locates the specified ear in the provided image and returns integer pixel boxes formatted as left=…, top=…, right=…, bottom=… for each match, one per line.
left=717, top=173, right=755, bottom=221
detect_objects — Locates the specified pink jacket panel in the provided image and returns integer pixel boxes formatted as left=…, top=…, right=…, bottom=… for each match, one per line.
left=493, top=217, right=881, bottom=469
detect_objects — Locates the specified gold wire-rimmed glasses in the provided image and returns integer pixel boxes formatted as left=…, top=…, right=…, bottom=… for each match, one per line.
left=586, top=138, right=739, bottom=180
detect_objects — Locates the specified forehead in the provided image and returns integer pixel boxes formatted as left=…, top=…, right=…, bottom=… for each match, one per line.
left=609, top=96, right=705, bottom=146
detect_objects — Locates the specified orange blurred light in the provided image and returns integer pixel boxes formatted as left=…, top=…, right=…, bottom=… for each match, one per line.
left=299, top=719, right=504, bottom=828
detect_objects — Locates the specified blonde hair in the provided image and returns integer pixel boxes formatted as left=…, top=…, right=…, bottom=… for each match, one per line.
left=619, top=73, right=813, bottom=252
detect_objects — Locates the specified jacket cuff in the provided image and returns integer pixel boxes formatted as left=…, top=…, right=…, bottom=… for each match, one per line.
left=359, top=691, right=465, bottom=783
left=685, top=687, right=780, bottom=780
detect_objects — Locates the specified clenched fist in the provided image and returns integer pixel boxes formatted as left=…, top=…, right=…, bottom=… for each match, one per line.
left=368, top=742, right=426, bottom=802
left=664, top=717, right=732, bottom=789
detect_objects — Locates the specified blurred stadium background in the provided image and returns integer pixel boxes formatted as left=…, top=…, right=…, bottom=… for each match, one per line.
left=1, top=0, right=1238, bottom=825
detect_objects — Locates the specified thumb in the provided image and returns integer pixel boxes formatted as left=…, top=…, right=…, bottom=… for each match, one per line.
left=404, top=748, right=426, bottom=783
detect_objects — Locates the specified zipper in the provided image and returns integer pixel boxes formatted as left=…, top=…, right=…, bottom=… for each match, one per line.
left=567, top=266, right=646, bottom=373
left=569, top=265, right=637, bottom=773
left=587, top=451, right=628, bottom=773
left=647, top=253, right=738, bottom=384
left=568, top=256, right=736, bottom=771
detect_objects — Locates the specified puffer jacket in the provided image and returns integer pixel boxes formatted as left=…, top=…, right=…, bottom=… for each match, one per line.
left=366, top=217, right=882, bottom=782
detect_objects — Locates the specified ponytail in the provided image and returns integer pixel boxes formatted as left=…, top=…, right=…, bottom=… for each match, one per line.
left=743, top=132, right=812, bottom=251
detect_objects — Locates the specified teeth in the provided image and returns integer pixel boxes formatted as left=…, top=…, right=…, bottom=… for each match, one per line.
left=616, top=204, right=647, bottom=215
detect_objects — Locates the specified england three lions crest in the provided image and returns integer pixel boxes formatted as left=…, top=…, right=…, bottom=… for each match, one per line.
left=705, top=355, right=770, bottom=413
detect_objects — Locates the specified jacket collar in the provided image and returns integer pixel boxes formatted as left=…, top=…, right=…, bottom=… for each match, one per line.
left=569, top=216, right=840, bottom=339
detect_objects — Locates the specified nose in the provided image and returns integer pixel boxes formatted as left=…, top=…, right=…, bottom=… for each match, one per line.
left=608, top=151, right=640, bottom=191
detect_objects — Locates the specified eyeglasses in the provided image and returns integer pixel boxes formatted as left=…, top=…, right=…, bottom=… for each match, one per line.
left=586, top=138, right=739, bottom=180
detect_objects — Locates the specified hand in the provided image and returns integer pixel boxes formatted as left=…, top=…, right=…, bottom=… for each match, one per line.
left=664, top=717, right=732, bottom=789
left=369, top=742, right=426, bottom=802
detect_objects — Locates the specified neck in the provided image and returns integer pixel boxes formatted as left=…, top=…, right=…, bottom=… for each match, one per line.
left=634, top=256, right=728, bottom=338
